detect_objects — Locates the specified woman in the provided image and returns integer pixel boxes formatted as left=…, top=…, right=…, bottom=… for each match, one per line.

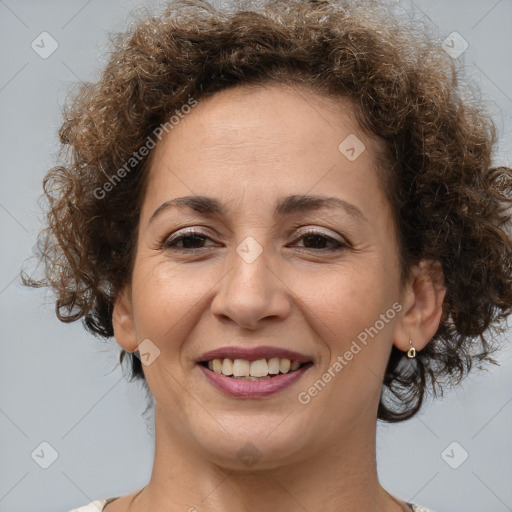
left=24, top=0, right=512, bottom=511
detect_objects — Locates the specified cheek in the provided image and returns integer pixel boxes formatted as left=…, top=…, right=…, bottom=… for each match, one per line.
left=301, top=258, right=399, bottom=370
left=130, top=259, right=211, bottom=346
left=308, top=259, right=395, bottom=324
left=291, top=263, right=398, bottom=434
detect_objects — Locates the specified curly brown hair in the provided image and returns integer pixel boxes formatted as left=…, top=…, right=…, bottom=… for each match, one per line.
left=23, top=0, right=512, bottom=422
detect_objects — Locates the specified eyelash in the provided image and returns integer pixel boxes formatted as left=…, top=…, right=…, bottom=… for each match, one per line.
left=160, top=227, right=348, bottom=254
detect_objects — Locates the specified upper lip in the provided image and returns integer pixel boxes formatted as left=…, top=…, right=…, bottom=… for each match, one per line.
left=197, top=345, right=312, bottom=363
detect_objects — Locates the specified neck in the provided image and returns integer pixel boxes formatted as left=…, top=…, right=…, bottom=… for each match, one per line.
left=132, top=405, right=405, bottom=512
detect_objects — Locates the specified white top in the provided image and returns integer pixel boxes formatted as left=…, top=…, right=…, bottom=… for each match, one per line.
left=69, top=499, right=115, bottom=511
left=68, top=497, right=435, bottom=511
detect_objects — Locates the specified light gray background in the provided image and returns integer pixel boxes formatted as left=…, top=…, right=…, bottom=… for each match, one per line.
left=1, top=1, right=511, bottom=511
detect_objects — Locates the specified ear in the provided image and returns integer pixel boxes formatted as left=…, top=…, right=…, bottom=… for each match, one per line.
left=112, top=284, right=138, bottom=353
left=393, top=259, right=446, bottom=354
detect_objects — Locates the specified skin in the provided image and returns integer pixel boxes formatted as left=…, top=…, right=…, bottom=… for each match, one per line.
left=110, top=83, right=445, bottom=512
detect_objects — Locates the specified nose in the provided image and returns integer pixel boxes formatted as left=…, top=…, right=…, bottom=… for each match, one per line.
left=210, top=245, right=292, bottom=330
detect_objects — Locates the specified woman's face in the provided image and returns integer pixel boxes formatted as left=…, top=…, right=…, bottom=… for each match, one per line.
left=114, top=84, right=412, bottom=467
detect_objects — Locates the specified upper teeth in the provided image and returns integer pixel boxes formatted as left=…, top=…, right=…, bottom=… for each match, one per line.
left=207, top=358, right=302, bottom=377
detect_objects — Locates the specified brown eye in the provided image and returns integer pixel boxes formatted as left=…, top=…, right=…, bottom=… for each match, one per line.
left=292, top=230, right=347, bottom=251
left=302, top=234, right=334, bottom=249
left=169, top=234, right=207, bottom=249
left=161, top=229, right=219, bottom=253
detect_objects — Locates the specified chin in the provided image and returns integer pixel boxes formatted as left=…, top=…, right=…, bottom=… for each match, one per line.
left=192, top=420, right=313, bottom=470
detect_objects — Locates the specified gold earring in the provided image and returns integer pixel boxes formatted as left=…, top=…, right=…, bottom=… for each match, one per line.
left=407, top=340, right=416, bottom=358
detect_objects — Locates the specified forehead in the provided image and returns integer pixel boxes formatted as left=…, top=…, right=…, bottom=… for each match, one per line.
left=141, top=84, right=389, bottom=220
left=152, top=84, right=366, bottom=159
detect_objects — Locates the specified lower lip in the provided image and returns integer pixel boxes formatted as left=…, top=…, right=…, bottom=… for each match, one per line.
left=198, top=363, right=313, bottom=398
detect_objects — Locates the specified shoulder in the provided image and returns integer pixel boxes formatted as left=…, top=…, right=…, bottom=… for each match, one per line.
left=67, top=498, right=112, bottom=511
left=410, top=504, right=436, bottom=512
left=67, top=497, right=435, bottom=512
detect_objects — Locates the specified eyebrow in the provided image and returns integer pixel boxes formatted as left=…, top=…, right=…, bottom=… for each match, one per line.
left=148, top=194, right=368, bottom=225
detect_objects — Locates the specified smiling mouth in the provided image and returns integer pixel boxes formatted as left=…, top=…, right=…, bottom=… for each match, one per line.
left=198, top=358, right=313, bottom=380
